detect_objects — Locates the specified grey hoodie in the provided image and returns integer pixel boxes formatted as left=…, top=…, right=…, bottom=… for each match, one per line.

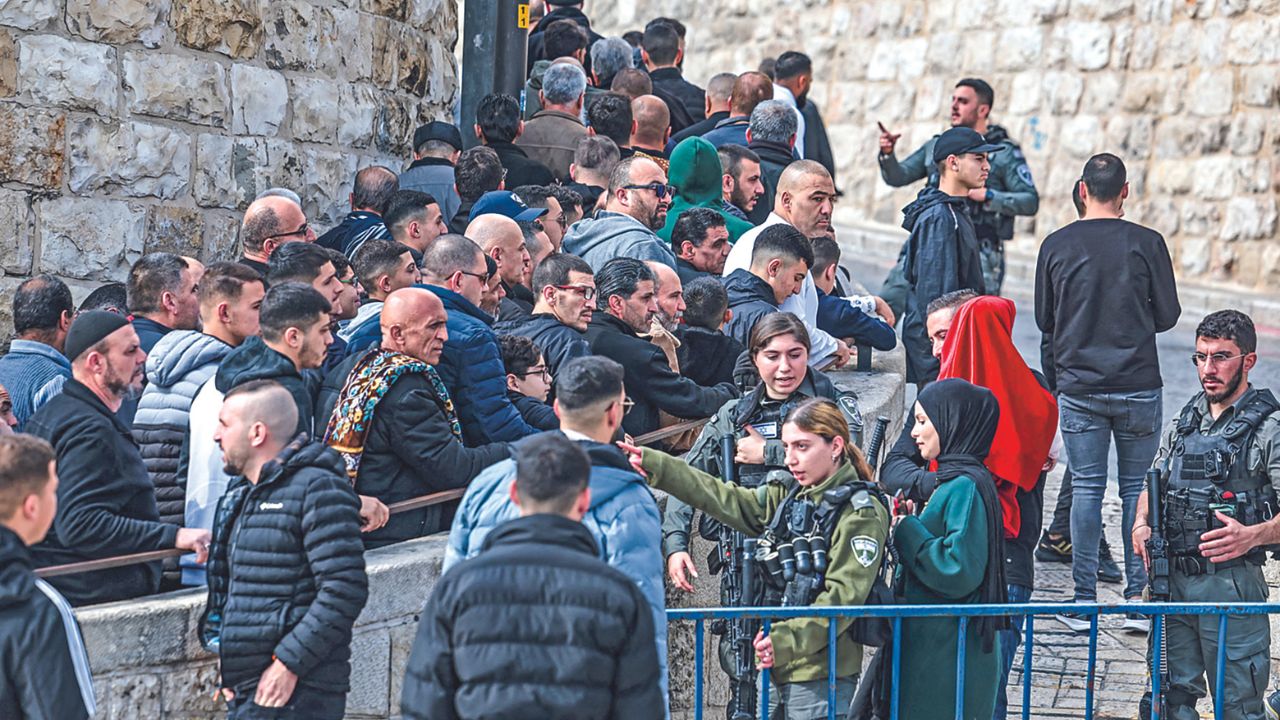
left=561, top=210, right=677, bottom=273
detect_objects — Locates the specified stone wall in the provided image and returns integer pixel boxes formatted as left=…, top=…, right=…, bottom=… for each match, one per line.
left=0, top=0, right=458, bottom=339
left=590, top=1, right=1280, bottom=294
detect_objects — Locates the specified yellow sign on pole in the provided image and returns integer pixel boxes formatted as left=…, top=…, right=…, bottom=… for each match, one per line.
left=517, top=3, right=529, bottom=29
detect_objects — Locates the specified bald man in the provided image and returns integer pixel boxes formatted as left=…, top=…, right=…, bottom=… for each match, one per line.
left=207, top=380, right=368, bottom=720
left=702, top=71, right=775, bottom=150
left=562, top=155, right=677, bottom=272
left=723, top=160, right=851, bottom=370
left=629, top=95, right=671, bottom=169
left=465, top=215, right=532, bottom=310
left=645, top=260, right=685, bottom=373
left=239, top=195, right=317, bottom=277
left=318, top=288, right=511, bottom=548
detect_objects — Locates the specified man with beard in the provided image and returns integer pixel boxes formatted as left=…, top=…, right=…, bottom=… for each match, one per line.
left=495, top=253, right=594, bottom=384
left=585, top=258, right=736, bottom=437
left=562, top=156, right=676, bottom=271
left=26, top=311, right=211, bottom=605
left=670, top=207, right=730, bottom=286
left=878, top=77, right=1039, bottom=303
left=718, top=144, right=765, bottom=222
left=1133, top=310, right=1279, bottom=720
left=644, top=261, right=685, bottom=372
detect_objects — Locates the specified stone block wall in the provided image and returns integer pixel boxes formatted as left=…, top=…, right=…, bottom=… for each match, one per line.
left=590, top=1, right=1280, bottom=293
left=0, top=0, right=458, bottom=339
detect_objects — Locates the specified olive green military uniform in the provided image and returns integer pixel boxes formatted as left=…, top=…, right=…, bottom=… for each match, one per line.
left=643, top=448, right=890, bottom=694
left=877, top=125, right=1039, bottom=310
left=1149, top=386, right=1280, bottom=720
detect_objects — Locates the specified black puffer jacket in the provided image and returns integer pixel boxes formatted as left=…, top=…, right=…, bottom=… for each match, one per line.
left=722, top=268, right=780, bottom=348
left=134, top=331, right=232, bottom=526
left=494, top=312, right=591, bottom=380
left=315, top=353, right=511, bottom=548
left=585, top=313, right=738, bottom=437
left=215, top=337, right=314, bottom=437
left=200, top=437, right=368, bottom=696
left=675, top=326, right=745, bottom=388
left=27, top=379, right=179, bottom=606
left=401, top=513, right=663, bottom=720
left=0, top=527, right=95, bottom=720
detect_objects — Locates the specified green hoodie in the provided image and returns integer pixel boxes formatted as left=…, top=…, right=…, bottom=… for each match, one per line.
left=657, top=137, right=757, bottom=244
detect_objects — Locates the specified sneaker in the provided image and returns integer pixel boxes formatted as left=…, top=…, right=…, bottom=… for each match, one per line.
left=1036, top=532, right=1073, bottom=563
left=1265, top=689, right=1280, bottom=720
left=1055, top=611, right=1092, bottom=633
left=1122, top=612, right=1151, bottom=634
left=1097, top=537, right=1123, bottom=584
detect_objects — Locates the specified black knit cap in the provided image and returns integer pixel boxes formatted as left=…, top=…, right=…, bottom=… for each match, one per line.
left=64, top=310, right=131, bottom=363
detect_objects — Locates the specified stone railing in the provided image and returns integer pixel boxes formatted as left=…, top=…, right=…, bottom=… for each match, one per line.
left=76, top=353, right=906, bottom=719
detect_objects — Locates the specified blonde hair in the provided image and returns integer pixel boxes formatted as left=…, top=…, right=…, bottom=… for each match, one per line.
left=784, top=398, right=873, bottom=482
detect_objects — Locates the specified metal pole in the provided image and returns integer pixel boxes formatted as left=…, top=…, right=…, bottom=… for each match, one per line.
left=459, top=0, right=529, bottom=149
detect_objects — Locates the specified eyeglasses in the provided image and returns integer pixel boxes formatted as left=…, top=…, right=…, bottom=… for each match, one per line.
left=456, top=269, right=489, bottom=282
left=1190, top=352, right=1248, bottom=367
left=554, top=283, right=596, bottom=300
left=622, top=182, right=674, bottom=200
left=264, top=222, right=310, bottom=242
left=620, top=396, right=635, bottom=414
left=339, top=276, right=360, bottom=287
left=552, top=214, right=568, bottom=229
left=520, top=365, right=551, bottom=381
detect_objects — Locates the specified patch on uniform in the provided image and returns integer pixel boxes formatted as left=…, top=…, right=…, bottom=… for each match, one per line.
left=838, top=395, right=862, bottom=423
left=1016, top=163, right=1034, bottom=186
left=750, top=421, right=779, bottom=439
left=852, top=536, right=879, bottom=568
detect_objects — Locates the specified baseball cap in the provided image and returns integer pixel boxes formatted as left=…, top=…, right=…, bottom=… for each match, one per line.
left=468, top=191, right=549, bottom=223
left=413, top=121, right=463, bottom=152
left=931, top=127, right=1003, bottom=164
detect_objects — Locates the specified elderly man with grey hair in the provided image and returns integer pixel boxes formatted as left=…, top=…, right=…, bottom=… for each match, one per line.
left=518, top=61, right=588, bottom=182
left=746, top=99, right=800, bottom=224
left=588, top=36, right=633, bottom=91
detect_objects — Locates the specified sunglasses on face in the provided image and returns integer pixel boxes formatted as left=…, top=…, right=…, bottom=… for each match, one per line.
left=622, top=182, right=674, bottom=200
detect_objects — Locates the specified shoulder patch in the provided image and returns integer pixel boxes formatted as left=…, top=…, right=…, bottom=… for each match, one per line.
left=850, top=488, right=878, bottom=510
left=852, top=536, right=880, bottom=568
left=837, top=394, right=863, bottom=425
left=1016, top=163, right=1034, bottom=186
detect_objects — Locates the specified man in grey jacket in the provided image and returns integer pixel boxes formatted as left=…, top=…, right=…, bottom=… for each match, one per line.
left=561, top=156, right=676, bottom=272
left=400, top=122, right=463, bottom=224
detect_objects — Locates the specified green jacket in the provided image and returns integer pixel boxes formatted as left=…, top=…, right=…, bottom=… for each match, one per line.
left=643, top=448, right=890, bottom=684
left=878, top=125, right=1039, bottom=240
left=657, top=137, right=756, bottom=244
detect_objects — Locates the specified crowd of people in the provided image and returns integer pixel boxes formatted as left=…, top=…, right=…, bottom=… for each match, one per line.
left=0, top=3, right=1276, bottom=720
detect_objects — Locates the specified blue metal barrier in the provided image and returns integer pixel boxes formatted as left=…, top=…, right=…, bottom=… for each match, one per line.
left=667, top=602, right=1280, bottom=720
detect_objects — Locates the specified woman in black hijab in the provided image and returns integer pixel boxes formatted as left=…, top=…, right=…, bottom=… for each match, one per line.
left=891, top=379, right=1008, bottom=720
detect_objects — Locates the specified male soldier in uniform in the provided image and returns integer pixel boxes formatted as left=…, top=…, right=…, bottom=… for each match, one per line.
left=1134, top=310, right=1279, bottom=720
left=877, top=78, right=1038, bottom=311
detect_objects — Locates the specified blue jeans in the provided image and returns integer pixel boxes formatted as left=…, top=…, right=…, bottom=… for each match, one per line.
left=1060, top=389, right=1163, bottom=602
left=994, top=583, right=1033, bottom=720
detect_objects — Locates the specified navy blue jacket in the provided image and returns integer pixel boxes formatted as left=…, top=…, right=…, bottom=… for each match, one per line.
left=722, top=269, right=779, bottom=348
left=815, top=289, right=897, bottom=351
left=425, top=285, right=539, bottom=446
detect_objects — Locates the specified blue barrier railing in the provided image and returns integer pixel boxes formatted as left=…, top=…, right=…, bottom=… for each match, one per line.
left=667, top=602, right=1280, bottom=720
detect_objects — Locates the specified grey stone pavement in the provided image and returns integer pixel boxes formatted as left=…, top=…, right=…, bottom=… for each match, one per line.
left=837, top=224, right=1280, bottom=719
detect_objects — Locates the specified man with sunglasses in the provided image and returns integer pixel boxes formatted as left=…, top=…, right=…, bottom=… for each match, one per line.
left=496, top=253, right=594, bottom=388
left=1132, top=310, right=1279, bottom=720
left=562, top=156, right=678, bottom=272
left=238, top=195, right=317, bottom=279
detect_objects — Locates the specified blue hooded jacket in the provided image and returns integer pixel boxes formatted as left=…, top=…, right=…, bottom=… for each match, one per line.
left=445, top=435, right=668, bottom=712
left=424, top=285, right=538, bottom=446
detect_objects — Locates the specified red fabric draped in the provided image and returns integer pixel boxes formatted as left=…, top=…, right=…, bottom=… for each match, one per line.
left=937, top=296, right=1058, bottom=537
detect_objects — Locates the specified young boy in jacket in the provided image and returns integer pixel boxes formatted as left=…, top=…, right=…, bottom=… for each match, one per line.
left=900, top=126, right=997, bottom=388
left=0, top=435, right=95, bottom=720
left=403, top=433, right=662, bottom=720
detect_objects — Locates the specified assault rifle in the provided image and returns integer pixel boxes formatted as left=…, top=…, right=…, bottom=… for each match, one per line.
left=715, top=433, right=758, bottom=720
left=1146, top=465, right=1171, bottom=720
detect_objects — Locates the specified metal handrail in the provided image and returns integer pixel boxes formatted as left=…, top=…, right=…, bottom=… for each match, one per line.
left=34, top=418, right=709, bottom=579
left=668, top=602, right=1280, bottom=720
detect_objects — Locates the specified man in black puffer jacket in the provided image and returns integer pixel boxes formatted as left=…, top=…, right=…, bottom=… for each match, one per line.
left=401, top=432, right=662, bottom=720
left=200, top=380, right=367, bottom=720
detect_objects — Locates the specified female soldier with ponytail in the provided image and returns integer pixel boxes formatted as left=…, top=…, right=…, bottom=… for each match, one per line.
left=621, top=398, right=889, bottom=720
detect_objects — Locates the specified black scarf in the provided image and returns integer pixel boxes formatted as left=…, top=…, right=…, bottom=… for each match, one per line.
left=917, top=378, right=1009, bottom=652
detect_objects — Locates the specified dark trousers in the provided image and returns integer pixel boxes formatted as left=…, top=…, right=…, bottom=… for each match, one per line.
left=227, top=689, right=346, bottom=720
left=1047, top=466, right=1073, bottom=537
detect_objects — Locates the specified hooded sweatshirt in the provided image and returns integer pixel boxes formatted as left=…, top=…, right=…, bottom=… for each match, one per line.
left=900, top=186, right=986, bottom=384
left=561, top=210, right=677, bottom=272
left=721, top=268, right=780, bottom=348
left=657, top=137, right=756, bottom=244
left=0, top=527, right=95, bottom=720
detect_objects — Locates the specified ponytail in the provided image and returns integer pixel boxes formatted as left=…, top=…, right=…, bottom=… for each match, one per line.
left=784, top=398, right=874, bottom=483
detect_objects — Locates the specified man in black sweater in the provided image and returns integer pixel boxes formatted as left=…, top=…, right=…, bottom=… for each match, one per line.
left=202, top=380, right=367, bottom=720
left=1035, top=152, right=1180, bottom=624
left=26, top=311, right=211, bottom=606
left=401, top=432, right=662, bottom=720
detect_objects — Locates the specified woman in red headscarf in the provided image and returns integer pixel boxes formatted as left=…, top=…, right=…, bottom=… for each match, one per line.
left=936, top=294, right=1058, bottom=720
